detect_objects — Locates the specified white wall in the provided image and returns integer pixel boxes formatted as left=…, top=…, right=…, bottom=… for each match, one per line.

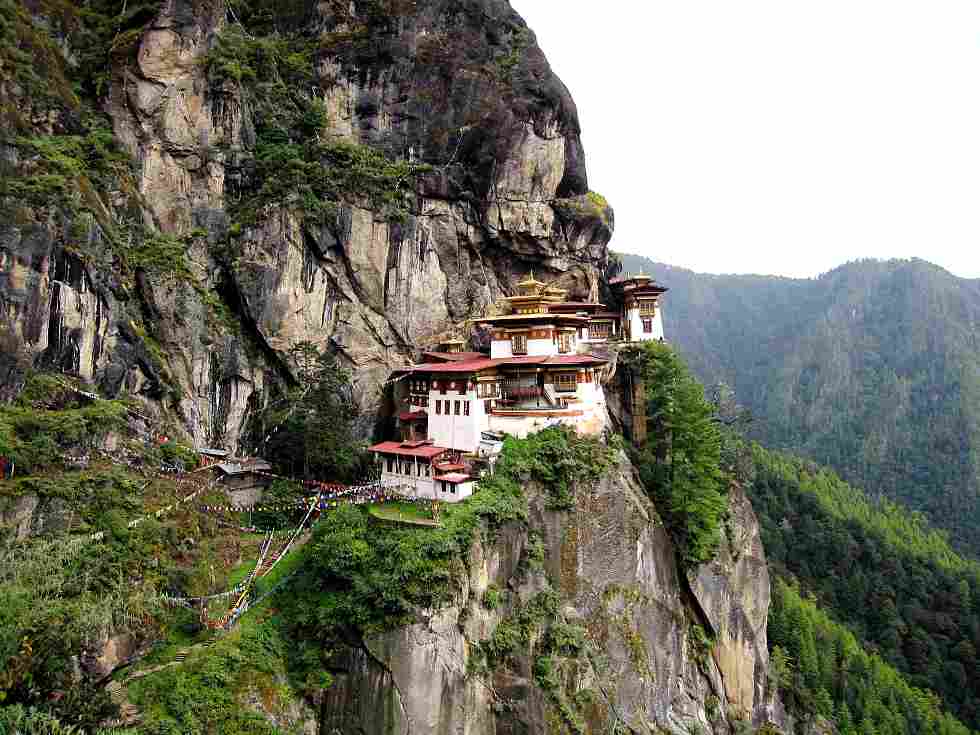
left=627, top=307, right=665, bottom=342
left=379, top=469, right=475, bottom=503
left=426, top=387, right=491, bottom=453
left=574, top=380, right=605, bottom=406
left=488, top=413, right=558, bottom=439
left=490, top=336, right=560, bottom=359
left=490, top=339, right=512, bottom=358
left=378, top=468, right=437, bottom=498
left=433, top=479, right=475, bottom=502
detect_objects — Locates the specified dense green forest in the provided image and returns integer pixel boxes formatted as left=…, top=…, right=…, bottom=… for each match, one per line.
left=744, top=441, right=980, bottom=729
left=621, top=341, right=977, bottom=732
left=618, top=253, right=980, bottom=557
left=769, top=580, right=972, bottom=735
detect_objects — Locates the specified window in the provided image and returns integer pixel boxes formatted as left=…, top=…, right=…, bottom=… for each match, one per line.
left=558, top=332, right=572, bottom=353
left=440, top=381, right=446, bottom=394
left=591, top=322, right=611, bottom=339
left=436, top=400, right=442, bottom=415
left=642, top=318, right=653, bottom=334
left=639, top=300, right=657, bottom=315
left=555, top=373, right=577, bottom=392
left=454, top=400, right=461, bottom=415
left=511, top=334, right=527, bottom=355
left=464, top=401, right=470, bottom=416
left=485, top=400, right=492, bottom=413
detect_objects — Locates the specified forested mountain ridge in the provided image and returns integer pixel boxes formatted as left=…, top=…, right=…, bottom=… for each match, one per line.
left=745, top=440, right=980, bottom=730
left=619, top=253, right=980, bottom=555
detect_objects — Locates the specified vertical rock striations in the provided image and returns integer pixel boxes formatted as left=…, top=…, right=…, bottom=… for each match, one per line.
left=1, top=0, right=612, bottom=448
left=322, top=458, right=777, bottom=734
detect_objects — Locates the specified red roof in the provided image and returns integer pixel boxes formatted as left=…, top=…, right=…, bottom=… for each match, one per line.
left=434, top=462, right=465, bottom=472
left=545, top=354, right=607, bottom=366
left=397, top=411, right=428, bottom=422
left=612, top=278, right=668, bottom=293
left=421, top=351, right=486, bottom=363
left=546, top=302, right=607, bottom=311
left=400, top=358, right=497, bottom=373
left=434, top=472, right=472, bottom=484
left=369, top=441, right=448, bottom=459
left=396, top=354, right=607, bottom=374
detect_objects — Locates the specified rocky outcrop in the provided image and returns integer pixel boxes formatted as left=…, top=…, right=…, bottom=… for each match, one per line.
left=0, top=492, right=39, bottom=541
left=322, top=457, right=778, bottom=734
left=80, top=632, right=140, bottom=681
left=690, top=483, right=774, bottom=723
left=1, top=0, right=611, bottom=450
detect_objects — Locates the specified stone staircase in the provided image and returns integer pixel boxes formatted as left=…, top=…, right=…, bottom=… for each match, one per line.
left=105, top=680, right=142, bottom=727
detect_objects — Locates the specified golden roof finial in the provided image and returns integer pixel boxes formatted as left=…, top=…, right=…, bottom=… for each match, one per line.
left=518, top=270, right=545, bottom=288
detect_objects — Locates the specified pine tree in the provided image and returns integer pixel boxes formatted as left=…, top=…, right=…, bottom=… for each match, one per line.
left=245, top=342, right=363, bottom=481
left=629, top=342, right=728, bottom=566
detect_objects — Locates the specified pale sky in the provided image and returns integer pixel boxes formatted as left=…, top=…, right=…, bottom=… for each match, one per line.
left=509, top=1, right=980, bottom=279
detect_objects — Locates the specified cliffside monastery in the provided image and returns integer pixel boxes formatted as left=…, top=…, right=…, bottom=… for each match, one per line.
left=369, top=273, right=667, bottom=501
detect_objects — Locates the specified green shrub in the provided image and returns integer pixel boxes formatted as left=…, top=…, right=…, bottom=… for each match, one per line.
left=479, top=589, right=560, bottom=668
left=496, top=426, right=616, bottom=511
left=0, top=376, right=128, bottom=475
left=158, top=441, right=199, bottom=471
left=130, top=617, right=290, bottom=735
left=483, top=585, right=502, bottom=610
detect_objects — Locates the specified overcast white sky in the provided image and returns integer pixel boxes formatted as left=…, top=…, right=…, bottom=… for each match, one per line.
left=509, top=1, right=980, bottom=279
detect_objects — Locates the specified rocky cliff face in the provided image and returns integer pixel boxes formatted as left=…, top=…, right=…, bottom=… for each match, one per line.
left=1, top=0, right=611, bottom=449
left=320, top=459, right=778, bottom=734
left=2, top=4, right=781, bottom=733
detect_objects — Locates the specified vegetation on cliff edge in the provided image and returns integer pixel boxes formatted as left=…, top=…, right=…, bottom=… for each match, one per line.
left=625, top=341, right=729, bottom=567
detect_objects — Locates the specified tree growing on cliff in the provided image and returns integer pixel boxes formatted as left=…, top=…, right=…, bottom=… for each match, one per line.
left=244, top=342, right=365, bottom=481
left=626, top=342, right=728, bottom=567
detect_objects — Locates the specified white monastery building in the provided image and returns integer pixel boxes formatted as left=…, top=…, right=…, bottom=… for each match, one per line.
left=369, top=272, right=668, bottom=502
left=610, top=273, right=668, bottom=342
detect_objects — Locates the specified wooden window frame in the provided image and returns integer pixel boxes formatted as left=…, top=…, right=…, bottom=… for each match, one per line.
left=642, top=318, right=653, bottom=333
left=554, top=373, right=577, bottom=393
left=511, top=333, right=528, bottom=355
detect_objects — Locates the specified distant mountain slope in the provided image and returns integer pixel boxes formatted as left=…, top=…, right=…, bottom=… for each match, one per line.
left=618, top=253, right=980, bottom=555
left=746, top=440, right=980, bottom=729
